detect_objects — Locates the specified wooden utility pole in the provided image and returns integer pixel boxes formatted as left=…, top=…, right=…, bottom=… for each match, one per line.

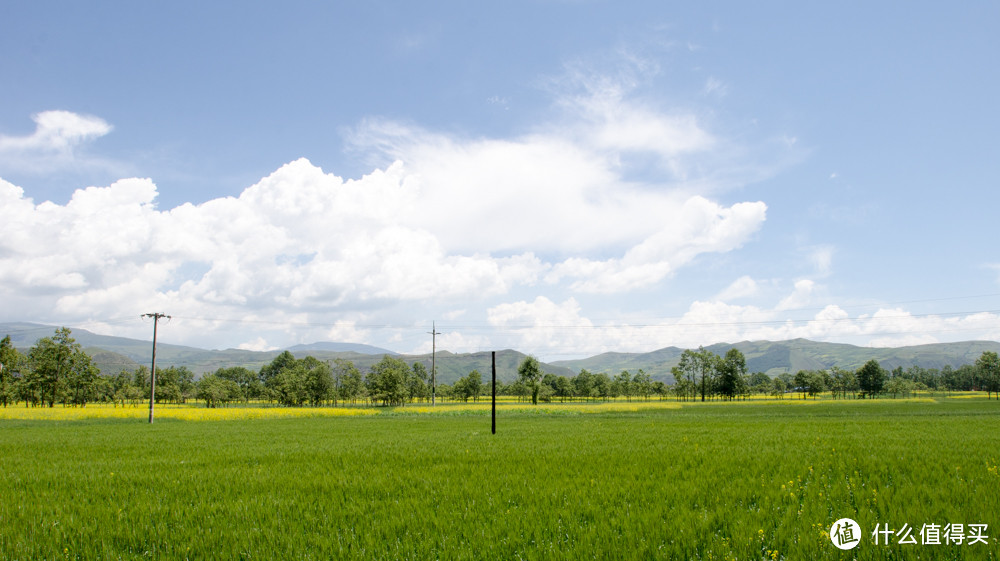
left=428, top=322, right=441, bottom=406
left=142, top=313, right=170, bottom=423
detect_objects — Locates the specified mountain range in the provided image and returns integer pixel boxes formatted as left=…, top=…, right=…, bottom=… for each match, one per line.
left=3, top=322, right=998, bottom=385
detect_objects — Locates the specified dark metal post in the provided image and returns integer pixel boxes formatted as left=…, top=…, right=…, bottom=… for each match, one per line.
left=491, top=351, right=496, bottom=434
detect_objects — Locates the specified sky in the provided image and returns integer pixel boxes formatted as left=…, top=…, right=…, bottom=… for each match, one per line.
left=2, top=1, right=999, bottom=360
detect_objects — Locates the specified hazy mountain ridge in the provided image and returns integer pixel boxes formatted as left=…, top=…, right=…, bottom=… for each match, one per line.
left=4, top=323, right=999, bottom=385
left=553, top=338, right=1000, bottom=381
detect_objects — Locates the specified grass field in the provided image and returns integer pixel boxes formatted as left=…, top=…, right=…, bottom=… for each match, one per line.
left=1, top=398, right=998, bottom=560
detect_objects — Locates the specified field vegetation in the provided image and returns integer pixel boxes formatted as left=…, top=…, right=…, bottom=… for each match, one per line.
left=2, top=398, right=998, bottom=560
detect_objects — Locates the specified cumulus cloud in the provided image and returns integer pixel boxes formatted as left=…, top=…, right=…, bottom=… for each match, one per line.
left=0, top=64, right=777, bottom=350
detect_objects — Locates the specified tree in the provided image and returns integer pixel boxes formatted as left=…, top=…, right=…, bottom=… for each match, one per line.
left=366, top=355, right=409, bottom=406
left=975, top=351, right=1000, bottom=400
left=771, top=377, right=787, bottom=399
left=672, top=347, right=718, bottom=402
left=303, top=360, right=334, bottom=406
left=27, top=328, right=99, bottom=407
left=260, top=350, right=297, bottom=392
left=465, top=370, right=483, bottom=402
left=748, top=372, right=772, bottom=395
left=409, top=363, right=429, bottom=403
left=805, top=371, right=827, bottom=399
left=554, top=376, right=574, bottom=402
left=197, top=374, right=240, bottom=408
left=856, top=360, right=887, bottom=398
left=716, top=349, right=748, bottom=401
left=0, top=336, right=26, bottom=407
left=216, top=367, right=259, bottom=402
left=332, top=358, right=363, bottom=405
left=632, top=369, right=652, bottom=401
left=793, top=370, right=810, bottom=400
left=614, top=370, right=633, bottom=402
left=592, top=373, right=611, bottom=401
left=517, top=356, right=543, bottom=405
left=573, top=369, right=594, bottom=401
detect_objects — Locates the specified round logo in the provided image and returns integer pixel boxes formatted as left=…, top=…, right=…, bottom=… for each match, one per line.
left=830, top=518, right=862, bottom=550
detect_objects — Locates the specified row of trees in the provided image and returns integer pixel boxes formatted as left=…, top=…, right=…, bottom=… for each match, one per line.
left=3, top=329, right=999, bottom=408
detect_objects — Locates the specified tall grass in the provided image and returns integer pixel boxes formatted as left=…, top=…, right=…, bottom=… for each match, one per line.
left=1, top=399, right=997, bottom=560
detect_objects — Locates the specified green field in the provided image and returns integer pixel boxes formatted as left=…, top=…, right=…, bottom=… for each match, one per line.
left=1, top=399, right=998, bottom=560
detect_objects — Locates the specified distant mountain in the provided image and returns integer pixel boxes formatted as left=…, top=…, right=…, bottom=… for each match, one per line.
left=286, top=341, right=396, bottom=355
left=5, top=323, right=998, bottom=384
left=551, top=338, right=1000, bottom=382
left=0, top=323, right=569, bottom=383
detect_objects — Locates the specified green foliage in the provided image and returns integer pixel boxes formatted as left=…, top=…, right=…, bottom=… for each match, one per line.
left=2, top=400, right=998, bottom=560
left=716, top=349, right=748, bottom=400
left=365, top=355, right=409, bottom=406
left=517, top=355, right=543, bottom=405
left=975, top=350, right=1000, bottom=399
left=0, top=336, right=26, bottom=407
left=857, top=359, right=887, bottom=398
left=25, top=328, right=100, bottom=407
left=196, top=373, right=241, bottom=408
left=333, top=358, right=364, bottom=404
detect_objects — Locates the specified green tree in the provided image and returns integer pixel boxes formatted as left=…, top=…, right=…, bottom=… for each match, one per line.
left=466, top=369, right=483, bottom=402
left=748, top=372, right=771, bottom=395
left=673, top=347, right=717, bottom=402
left=857, top=360, right=887, bottom=398
left=975, top=351, right=1000, bottom=399
left=592, top=373, right=611, bottom=401
left=716, top=349, right=748, bottom=401
left=614, top=370, right=633, bottom=402
left=303, top=360, right=334, bottom=406
left=632, top=369, right=652, bottom=401
left=409, top=362, right=430, bottom=403
left=260, top=350, right=297, bottom=392
left=573, top=369, right=594, bottom=401
left=216, top=366, right=259, bottom=402
left=27, top=328, right=99, bottom=407
left=554, top=376, right=573, bottom=402
left=366, top=355, right=409, bottom=406
left=517, top=356, right=543, bottom=405
left=197, top=374, right=241, bottom=408
left=334, top=359, right=364, bottom=404
left=0, top=336, right=26, bottom=407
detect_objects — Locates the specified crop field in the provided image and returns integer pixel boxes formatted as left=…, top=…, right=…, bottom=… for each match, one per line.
left=1, top=398, right=998, bottom=560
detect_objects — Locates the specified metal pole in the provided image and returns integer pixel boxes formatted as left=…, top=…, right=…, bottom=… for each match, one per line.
left=491, top=351, right=496, bottom=434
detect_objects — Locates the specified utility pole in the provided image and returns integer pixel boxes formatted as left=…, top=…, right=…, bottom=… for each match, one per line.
left=428, top=321, right=441, bottom=406
left=142, top=313, right=170, bottom=423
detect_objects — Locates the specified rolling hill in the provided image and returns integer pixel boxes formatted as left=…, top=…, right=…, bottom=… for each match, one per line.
left=4, top=323, right=999, bottom=384
left=551, top=338, right=1000, bottom=382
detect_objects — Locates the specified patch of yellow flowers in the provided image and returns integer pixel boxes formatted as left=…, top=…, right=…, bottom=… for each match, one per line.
left=0, top=395, right=946, bottom=422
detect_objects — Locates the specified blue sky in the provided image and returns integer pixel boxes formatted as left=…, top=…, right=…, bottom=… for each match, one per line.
left=2, top=1, right=999, bottom=359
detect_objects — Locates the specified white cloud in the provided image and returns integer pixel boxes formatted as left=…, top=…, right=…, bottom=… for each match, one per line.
left=238, top=337, right=277, bottom=352
left=0, top=110, right=112, bottom=152
left=776, top=279, right=815, bottom=311
left=716, top=276, right=759, bottom=301
left=0, top=111, right=115, bottom=175
left=0, top=63, right=780, bottom=351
